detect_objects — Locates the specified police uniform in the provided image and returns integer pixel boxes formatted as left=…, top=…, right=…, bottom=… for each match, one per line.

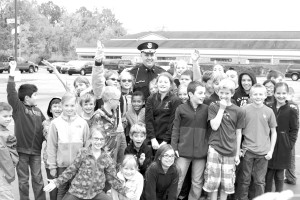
left=130, top=42, right=165, bottom=99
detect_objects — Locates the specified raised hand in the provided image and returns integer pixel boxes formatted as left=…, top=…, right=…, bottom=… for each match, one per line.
left=191, top=49, right=200, bottom=62
left=9, top=61, right=17, bottom=75
left=95, top=40, right=105, bottom=62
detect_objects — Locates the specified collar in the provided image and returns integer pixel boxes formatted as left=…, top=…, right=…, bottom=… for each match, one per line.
left=129, top=140, right=146, bottom=151
left=0, top=125, right=9, bottom=131
left=61, top=114, right=78, bottom=122
left=187, top=100, right=202, bottom=110
left=156, top=91, right=171, bottom=100
left=86, top=146, right=106, bottom=158
left=156, top=162, right=177, bottom=175
left=142, top=64, right=155, bottom=72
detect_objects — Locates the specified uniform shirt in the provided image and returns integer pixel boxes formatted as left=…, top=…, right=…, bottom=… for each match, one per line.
left=130, top=64, right=165, bottom=100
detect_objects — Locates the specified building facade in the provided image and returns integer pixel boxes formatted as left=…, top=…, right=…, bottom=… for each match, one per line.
left=76, top=31, right=300, bottom=66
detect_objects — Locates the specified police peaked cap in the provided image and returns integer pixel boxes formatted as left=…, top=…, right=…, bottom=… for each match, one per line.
left=137, top=42, right=158, bottom=53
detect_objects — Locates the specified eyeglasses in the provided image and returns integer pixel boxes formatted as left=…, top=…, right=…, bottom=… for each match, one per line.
left=93, top=137, right=105, bottom=142
left=109, top=78, right=120, bottom=82
left=162, top=154, right=175, bottom=159
left=121, top=79, right=132, bottom=83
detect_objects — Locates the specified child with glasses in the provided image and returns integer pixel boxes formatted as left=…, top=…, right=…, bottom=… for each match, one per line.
left=124, top=123, right=152, bottom=176
left=141, top=144, right=179, bottom=200
left=44, top=126, right=135, bottom=200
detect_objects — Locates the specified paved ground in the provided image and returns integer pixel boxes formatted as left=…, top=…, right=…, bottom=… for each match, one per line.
left=0, top=67, right=300, bottom=199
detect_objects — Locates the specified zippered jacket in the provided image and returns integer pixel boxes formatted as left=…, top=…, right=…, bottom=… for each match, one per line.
left=171, top=101, right=209, bottom=159
left=7, top=76, right=45, bottom=155
left=47, top=114, right=90, bottom=169
left=54, top=147, right=128, bottom=199
left=146, top=92, right=181, bottom=143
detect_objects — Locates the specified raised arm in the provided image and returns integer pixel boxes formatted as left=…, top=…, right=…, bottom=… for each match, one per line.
left=7, top=61, right=22, bottom=112
left=191, top=49, right=202, bottom=82
left=92, top=41, right=106, bottom=99
left=210, top=100, right=227, bottom=131
left=42, top=60, right=70, bottom=92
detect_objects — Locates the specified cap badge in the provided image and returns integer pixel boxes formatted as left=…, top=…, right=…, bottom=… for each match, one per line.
left=147, top=43, right=152, bottom=48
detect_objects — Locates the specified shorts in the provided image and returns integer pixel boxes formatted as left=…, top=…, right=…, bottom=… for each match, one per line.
left=203, top=146, right=236, bottom=194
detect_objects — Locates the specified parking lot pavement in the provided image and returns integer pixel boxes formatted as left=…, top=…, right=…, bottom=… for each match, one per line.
left=0, top=69, right=300, bottom=199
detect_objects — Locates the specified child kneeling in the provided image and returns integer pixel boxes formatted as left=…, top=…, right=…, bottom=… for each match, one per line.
left=44, top=126, right=134, bottom=200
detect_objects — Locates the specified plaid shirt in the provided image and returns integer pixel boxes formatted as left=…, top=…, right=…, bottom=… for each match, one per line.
left=55, top=147, right=127, bottom=199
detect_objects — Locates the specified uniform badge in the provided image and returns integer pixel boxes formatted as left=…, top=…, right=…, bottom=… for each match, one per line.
left=147, top=43, right=152, bottom=49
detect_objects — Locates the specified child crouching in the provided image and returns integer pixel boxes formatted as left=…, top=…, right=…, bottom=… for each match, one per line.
left=44, top=126, right=135, bottom=200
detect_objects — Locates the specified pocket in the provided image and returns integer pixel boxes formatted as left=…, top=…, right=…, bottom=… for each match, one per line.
left=281, top=131, right=292, bottom=150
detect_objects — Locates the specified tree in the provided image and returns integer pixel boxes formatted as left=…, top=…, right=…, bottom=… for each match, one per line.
left=39, top=1, right=63, bottom=24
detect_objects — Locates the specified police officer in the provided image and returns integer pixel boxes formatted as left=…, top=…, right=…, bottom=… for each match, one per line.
left=130, top=42, right=165, bottom=99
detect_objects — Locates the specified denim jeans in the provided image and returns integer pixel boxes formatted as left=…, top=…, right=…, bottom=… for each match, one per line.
left=285, top=146, right=296, bottom=183
left=238, top=151, right=268, bottom=200
left=265, top=168, right=284, bottom=192
left=176, top=157, right=206, bottom=200
left=46, top=168, right=58, bottom=200
left=62, top=192, right=112, bottom=200
left=57, top=167, right=70, bottom=200
left=16, top=152, right=46, bottom=200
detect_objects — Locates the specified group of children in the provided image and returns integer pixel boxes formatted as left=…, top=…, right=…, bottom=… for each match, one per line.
left=0, top=48, right=298, bottom=200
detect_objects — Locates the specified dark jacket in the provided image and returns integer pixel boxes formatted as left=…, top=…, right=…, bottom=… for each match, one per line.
left=145, top=92, right=182, bottom=143
left=232, top=71, right=257, bottom=107
left=7, top=76, right=45, bottom=155
left=171, top=101, right=209, bottom=159
left=130, top=64, right=165, bottom=100
left=124, top=141, right=153, bottom=176
left=268, top=100, right=299, bottom=169
left=141, top=162, right=179, bottom=200
left=264, top=96, right=275, bottom=107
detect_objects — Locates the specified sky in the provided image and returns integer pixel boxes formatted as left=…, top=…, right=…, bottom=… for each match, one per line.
left=37, top=0, right=300, bottom=34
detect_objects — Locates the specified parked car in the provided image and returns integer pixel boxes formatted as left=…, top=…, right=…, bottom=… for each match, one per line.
left=103, top=59, right=134, bottom=72
left=67, top=60, right=94, bottom=76
left=285, top=64, right=300, bottom=81
left=47, top=62, right=65, bottom=73
left=0, top=57, right=38, bottom=73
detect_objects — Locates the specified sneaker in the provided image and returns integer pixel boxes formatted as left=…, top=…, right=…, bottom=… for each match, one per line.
left=284, top=179, right=296, bottom=185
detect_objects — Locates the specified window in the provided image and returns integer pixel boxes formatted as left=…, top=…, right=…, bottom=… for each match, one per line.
left=248, top=59, right=271, bottom=64
left=105, top=56, right=122, bottom=59
left=279, top=60, right=300, bottom=64
left=210, top=58, right=232, bottom=62
left=157, top=57, right=176, bottom=61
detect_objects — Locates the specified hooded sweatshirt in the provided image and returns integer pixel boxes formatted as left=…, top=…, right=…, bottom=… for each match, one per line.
left=232, top=71, right=257, bottom=107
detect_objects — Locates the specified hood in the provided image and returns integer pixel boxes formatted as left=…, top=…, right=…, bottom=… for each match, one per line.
left=47, top=97, right=61, bottom=118
left=237, top=71, right=257, bottom=94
